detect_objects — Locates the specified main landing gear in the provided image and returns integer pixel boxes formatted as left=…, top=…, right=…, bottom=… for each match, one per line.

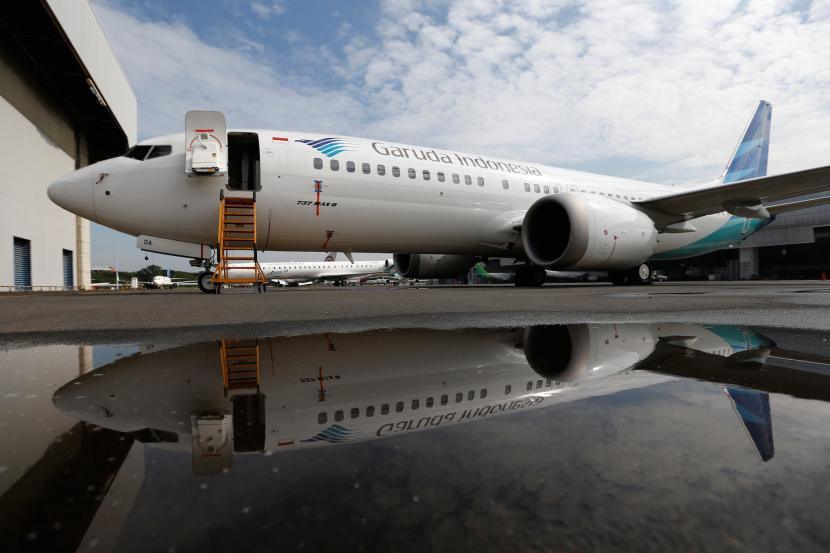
left=514, top=265, right=546, bottom=287
left=608, top=263, right=653, bottom=286
left=198, top=271, right=268, bottom=294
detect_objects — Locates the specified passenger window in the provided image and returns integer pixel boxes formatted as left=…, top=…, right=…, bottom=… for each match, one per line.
left=426, top=397, right=434, bottom=407
left=318, top=412, right=327, bottom=424
left=467, top=390, right=475, bottom=400
left=543, top=185, right=550, bottom=194
left=534, top=183, right=540, bottom=193
left=502, top=180, right=509, bottom=190
left=553, top=186, right=560, bottom=193
left=330, top=160, right=340, bottom=171
left=464, top=175, right=472, bottom=185
left=350, top=407, right=359, bottom=419
left=146, top=145, right=172, bottom=159
left=546, top=379, right=552, bottom=387
left=423, top=170, right=430, bottom=180
left=412, top=399, right=419, bottom=409
left=624, top=195, right=629, bottom=200
left=381, top=403, right=390, bottom=415
left=480, top=389, right=487, bottom=399
left=536, top=379, right=543, bottom=389
left=367, top=405, right=375, bottom=417
left=392, top=166, right=400, bottom=177
left=441, top=394, right=448, bottom=405
left=437, top=172, right=445, bottom=182
left=335, top=410, right=344, bottom=421
left=504, top=385, right=511, bottom=395
left=477, top=177, right=484, bottom=187
left=346, top=161, right=355, bottom=173
left=362, top=162, right=371, bottom=174
left=396, top=401, right=404, bottom=412
left=408, top=168, right=416, bottom=179
left=526, top=381, right=533, bottom=391
left=313, top=158, right=323, bottom=170
left=377, top=164, right=386, bottom=176
left=452, top=174, right=460, bottom=184
left=455, top=392, right=463, bottom=403
left=524, top=183, right=530, bottom=192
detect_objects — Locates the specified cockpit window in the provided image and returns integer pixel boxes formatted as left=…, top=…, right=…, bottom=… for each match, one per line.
left=123, top=145, right=172, bottom=161
left=146, top=145, right=172, bottom=159
left=123, top=145, right=151, bottom=160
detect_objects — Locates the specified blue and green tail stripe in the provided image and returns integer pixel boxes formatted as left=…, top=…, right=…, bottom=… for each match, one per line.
left=721, top=100, right=771, bottom=184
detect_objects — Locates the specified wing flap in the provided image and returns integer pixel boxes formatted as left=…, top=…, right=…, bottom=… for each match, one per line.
left=636, top=165, right=830, bottom=227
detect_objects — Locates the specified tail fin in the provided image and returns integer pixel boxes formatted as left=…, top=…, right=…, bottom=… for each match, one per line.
left=725, top=387, right=774, bottom=462
left=323, top=252, right=337, bottom=262
left=721, top=100, right=772, bottom=184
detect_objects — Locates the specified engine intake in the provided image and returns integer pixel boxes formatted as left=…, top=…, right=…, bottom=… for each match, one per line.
left=521, top=194, right=657, bottom=270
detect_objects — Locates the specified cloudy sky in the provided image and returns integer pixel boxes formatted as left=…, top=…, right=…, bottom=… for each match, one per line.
left=89, top=0, right=830, bottom=270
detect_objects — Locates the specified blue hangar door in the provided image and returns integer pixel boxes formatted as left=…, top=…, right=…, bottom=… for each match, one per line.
left=13, top=237, right=31, bottom=290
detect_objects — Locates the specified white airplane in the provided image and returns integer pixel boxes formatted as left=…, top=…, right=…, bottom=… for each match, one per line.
left=47, top=101, right=830, bottom=287
left=217, top=252, right=396, bottom=291
left=144, top=275, right=199, bottom=289
left=53, top=323, right=795, bottom=474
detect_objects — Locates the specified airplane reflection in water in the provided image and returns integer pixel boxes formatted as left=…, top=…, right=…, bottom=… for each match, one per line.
left=53, top=324, right=830, bottom=474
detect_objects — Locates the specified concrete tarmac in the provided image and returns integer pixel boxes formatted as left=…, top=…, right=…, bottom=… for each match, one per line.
left=3, top=281, right=830, bottom=347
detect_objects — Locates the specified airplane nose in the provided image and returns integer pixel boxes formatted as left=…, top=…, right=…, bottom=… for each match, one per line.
left=47, top=167, right=96, bottom=219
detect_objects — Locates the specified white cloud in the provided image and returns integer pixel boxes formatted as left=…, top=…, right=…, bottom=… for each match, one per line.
left=250, top=1, right=286, bottom=19
left=94, top=2, right=365, bottom=139
left=344, top=0, right=830, bottom=183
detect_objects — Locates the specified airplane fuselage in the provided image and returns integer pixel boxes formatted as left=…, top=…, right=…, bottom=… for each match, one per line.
left=50, top=130, right=764, bottom=264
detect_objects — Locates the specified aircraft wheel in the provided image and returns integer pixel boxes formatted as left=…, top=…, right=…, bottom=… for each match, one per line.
left=608, top=271, right=628, bottom=285
left=197, top=271, right=216, bottom=294
left=636, top=263, right=653, bottom=284
left=609, top=264, right=652, bottom=285
left=514, top=265, right=546, bottom=287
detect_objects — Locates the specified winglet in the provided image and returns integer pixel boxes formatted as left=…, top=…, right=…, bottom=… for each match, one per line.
left=721, top=100, right=772, bottom=184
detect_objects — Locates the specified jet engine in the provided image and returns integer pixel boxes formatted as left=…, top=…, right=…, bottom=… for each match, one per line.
left=521, top=194, right=657, bottom=270
left=393, top=254, right=477, bottom=279
left=522, top=324, right=658, bottom=381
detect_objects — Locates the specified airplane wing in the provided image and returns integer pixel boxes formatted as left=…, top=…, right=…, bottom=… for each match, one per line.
left=635, top=165, right=830, bottom=228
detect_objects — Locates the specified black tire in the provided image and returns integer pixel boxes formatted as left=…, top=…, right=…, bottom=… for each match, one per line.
left=197, top=271, right=215, bottom=294
left=609, top=264, right=652, bottom=286
left=635, top=263, right=653, bottom=285
left=514, top=265, right=546, bottom=287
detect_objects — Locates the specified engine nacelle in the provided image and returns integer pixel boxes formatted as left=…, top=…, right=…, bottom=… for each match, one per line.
left=522, top=324, right=658, bottom=381
left=393, top=254, right=477, bottom=279
left=521, top=194, right=657, bottom=270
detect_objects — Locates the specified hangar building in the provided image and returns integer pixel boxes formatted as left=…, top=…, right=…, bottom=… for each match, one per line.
left=0, top=0, right=136, bottom=290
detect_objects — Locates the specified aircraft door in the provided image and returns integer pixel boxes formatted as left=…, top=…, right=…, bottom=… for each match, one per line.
left=185, top=111, right=227, bottom=175
left=227, top=132, right=261, bottom=191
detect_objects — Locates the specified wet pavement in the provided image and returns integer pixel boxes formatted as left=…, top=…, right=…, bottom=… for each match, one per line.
left=3, top=321, right=830, bottom=552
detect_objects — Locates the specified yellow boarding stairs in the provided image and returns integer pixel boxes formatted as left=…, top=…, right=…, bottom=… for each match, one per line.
left=211, top=192, right=268, bottom=292
left=220, top=339, right=260, bottom=396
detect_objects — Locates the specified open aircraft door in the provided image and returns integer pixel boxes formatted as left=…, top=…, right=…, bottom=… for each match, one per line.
left=186, top=110, right=227, bottom=175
